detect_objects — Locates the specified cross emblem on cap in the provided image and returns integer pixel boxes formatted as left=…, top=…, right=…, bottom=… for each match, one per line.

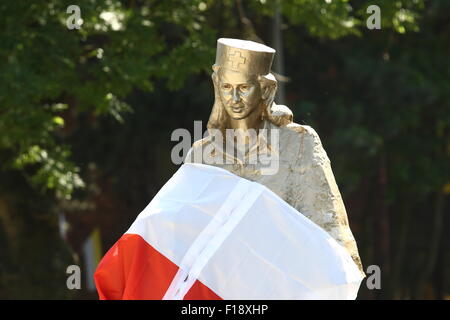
left=227, top=50, right=246, bottom=69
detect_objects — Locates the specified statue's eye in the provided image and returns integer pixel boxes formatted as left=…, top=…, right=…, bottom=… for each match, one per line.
left=240, top=84, right=250, bottom=92
left=222, top=84, right=232, bottom=90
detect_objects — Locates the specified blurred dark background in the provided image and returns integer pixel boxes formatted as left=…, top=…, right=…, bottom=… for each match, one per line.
left=0, top=0, right=448, bottom=299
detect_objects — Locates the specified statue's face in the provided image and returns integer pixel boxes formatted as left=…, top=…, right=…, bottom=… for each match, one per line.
left=217, top=68, right=263, bottom=120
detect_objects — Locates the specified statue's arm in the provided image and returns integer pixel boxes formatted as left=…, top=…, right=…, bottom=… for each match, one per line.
left=290, top=124, right=364, bottom=274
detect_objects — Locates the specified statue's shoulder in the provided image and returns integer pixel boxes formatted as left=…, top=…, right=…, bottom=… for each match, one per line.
left=281, top=122, right=330, bottom=165
left=268, top=104, right=323, bottom=144
left=191, top=136, right=211, bottom=148
left=184, top=136, right=210, bottom=164
left=282, top=122, right=322, bottom=142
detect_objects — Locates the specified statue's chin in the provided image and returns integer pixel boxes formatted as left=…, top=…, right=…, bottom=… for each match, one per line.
left=225, top=108, right=252, bottom=120
left=229, top=115, right=248, bottom=120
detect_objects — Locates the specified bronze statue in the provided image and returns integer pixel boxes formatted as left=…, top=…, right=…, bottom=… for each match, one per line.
left=185, top=38, right=364, bottom=274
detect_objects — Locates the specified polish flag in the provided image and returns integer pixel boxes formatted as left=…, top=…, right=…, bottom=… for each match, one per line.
left=94, top=163, right=364, bottom=300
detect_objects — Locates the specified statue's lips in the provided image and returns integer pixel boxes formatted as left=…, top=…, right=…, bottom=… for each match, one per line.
left=230, top=105, right=245, bottom=113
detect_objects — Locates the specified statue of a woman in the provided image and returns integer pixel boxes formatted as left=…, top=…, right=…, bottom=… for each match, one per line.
left=185, top=38, right=364, bottom=274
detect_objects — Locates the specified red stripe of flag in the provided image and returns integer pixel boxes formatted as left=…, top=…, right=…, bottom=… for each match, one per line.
left=94, top=234, right=221, bottom=300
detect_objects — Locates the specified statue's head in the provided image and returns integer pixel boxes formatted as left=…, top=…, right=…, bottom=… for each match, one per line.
left=208, top=38, right=278, bottom=130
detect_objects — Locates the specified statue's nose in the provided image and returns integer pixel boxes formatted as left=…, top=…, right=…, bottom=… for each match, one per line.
left=232, top=88, right=241, bottom=103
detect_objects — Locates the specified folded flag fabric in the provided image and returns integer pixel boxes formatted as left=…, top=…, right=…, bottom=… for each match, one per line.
left=94, top=163, right=364, bottom=300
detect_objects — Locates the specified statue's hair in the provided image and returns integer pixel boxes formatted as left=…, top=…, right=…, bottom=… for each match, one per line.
left=207, top=65, right=279, bottom=131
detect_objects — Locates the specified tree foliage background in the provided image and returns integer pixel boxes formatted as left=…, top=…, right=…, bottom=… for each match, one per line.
left=0, top=0, right=448, bottom=299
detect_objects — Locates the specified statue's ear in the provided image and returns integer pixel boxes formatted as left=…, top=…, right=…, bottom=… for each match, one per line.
left=259, top=74, right=277, bottom=101
left=262, top=84, right=273, bottom=100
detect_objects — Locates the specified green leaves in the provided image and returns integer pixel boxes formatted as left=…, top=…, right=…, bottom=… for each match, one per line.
left=13, top=145, right=84, bottom=200
left=277, top=0, right=425, bottom=39
left=0, top=0, right=217, bottom=199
